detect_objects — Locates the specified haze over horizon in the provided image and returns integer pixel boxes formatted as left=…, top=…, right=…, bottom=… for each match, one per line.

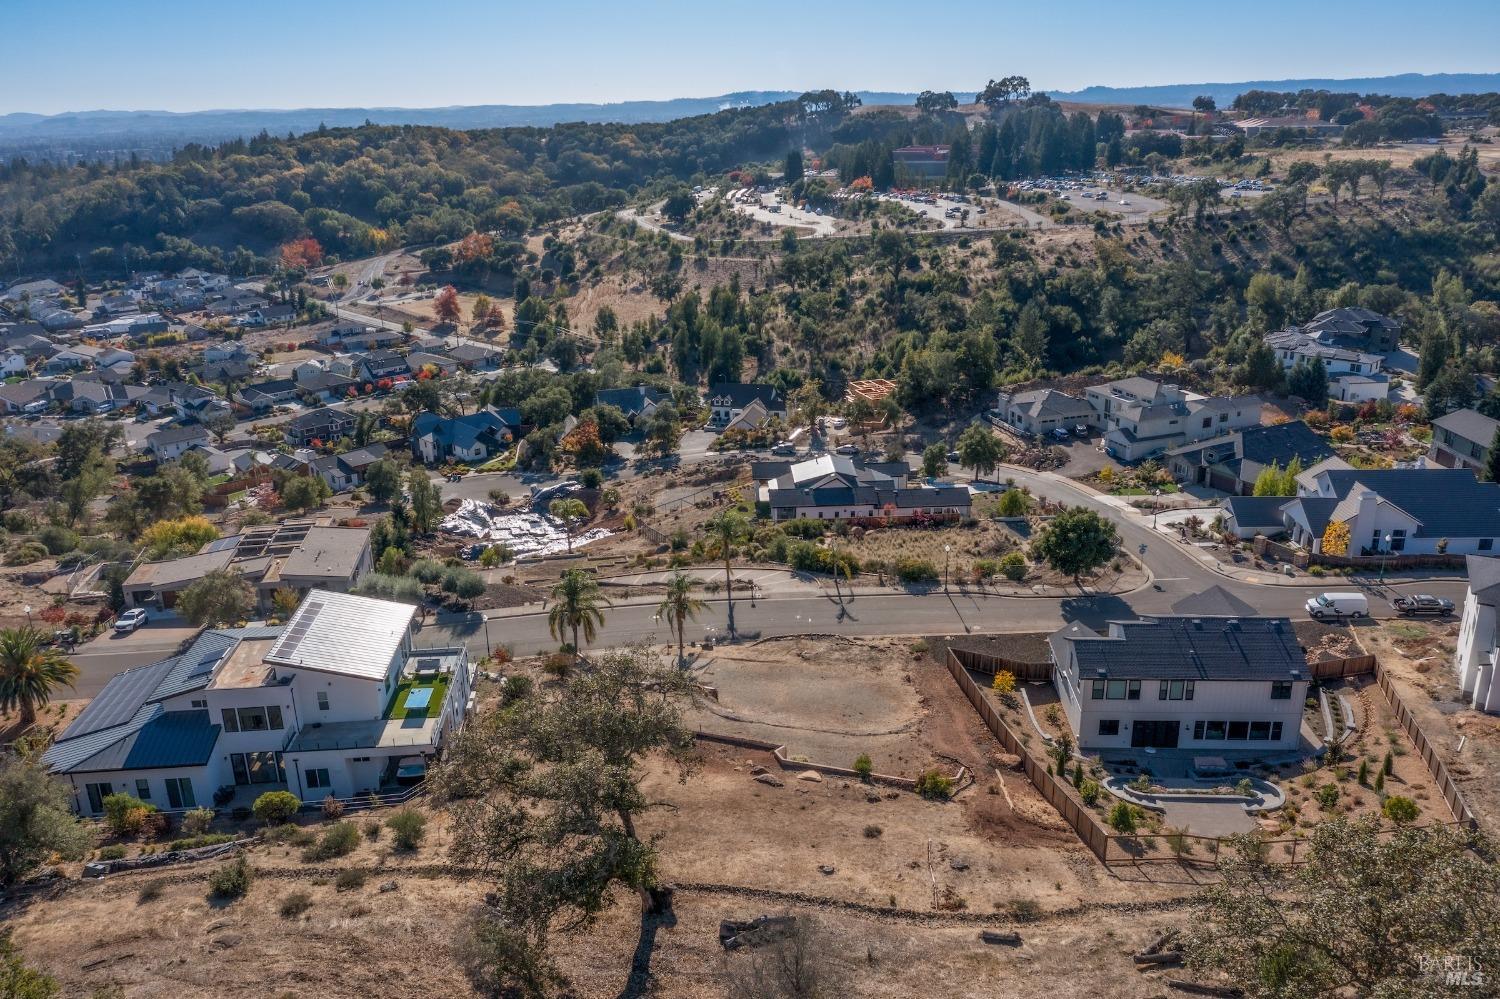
left=7, top=0, right=1500, bottom=116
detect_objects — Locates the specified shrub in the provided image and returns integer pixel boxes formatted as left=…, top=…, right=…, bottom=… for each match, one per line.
left=998, top=551, right=1028, bottom=581
left=991, top=670, right=1016, bottom=696
left=264, top=824, right=316, bottom=846
left=915, top=770, right=955, bottom=800
left=303, top=821, right=361, bottom=862
left=1316, top=783, right=1340, bottom=810
left=252, top=790, right=301, bottom=825
left=320, top=795, right=345, bottom=820
left=409, top=558, right=446, bottom=584
left=1382, top=750, right=1394, bottom=776
left=168, top=833, right=236, bottom=851
left=1382, top=795, right=1420, bottom=824
left=335, top=869, right=368, bottom=892
left=893, top=557, right=939, bottom=584
left=181, top=808, right=215, bottom=835
left=101, top=793, right=157, bottom=837
left=1107, top=801, right=1139, bottom=833
left=279, top=890, right=313, bottom=918
left=137, top=878, right=167, bottom=904
left=1008, top=898, right=1042, bottom=923
left=853, top=754, right=873, bottom=780
left=363, top=820, right=382, bottom=841
left=1079, top=779, right=1100, bottom=806
left=37, top=525, right=79, bottom=556
left=1072, top=763, right=1084, bottom=788
left=208, top=855, right=252, bottom=899
left=1357, top=760, right=1370, bottom=786
left=385, top=808, right=427, bottom=850
left=97, top=845, right=127, bottom=861
left=863, top=824, right=883, bottom=839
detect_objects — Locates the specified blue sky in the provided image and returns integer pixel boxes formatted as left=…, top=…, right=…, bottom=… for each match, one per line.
left=6, top=0, right=1499, bottom=114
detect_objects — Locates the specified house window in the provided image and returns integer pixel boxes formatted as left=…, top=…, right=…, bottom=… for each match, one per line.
left=1249, top=721, right=1271, bottom=740
left=84, top=782, right=112, bottom=813
left=1091, top=679, right=1105, bottom=700
left=1098, top=719, right=1120, bottom=736
left=1106, top=679, right=1127, bottom=700
left=1204, top=721, right=1226, bottom=740
left=1158, top=680, right=1169, bottom=700
left=190, top=699, right=206, bottom=708
left=1127, top=680, right=1141, bottom=701
left=1371, top=531, right=1382, bottom=552
left=305, top=768, right=332, bottom=790
left=1201, top=417, right=1212, bottom=429
left=1271, top=722, right=1284, bottom=741
left=220, top=708, right=239, bottom=732
left=1390, top=529, right=1406, bottom=553
left=317, top=691, right=330, bottom=711
left=1481, top=539, right=1494, bottom=552
left=135, top=779, right=151, bottom=800
left=1193, top=721, right=1205, bottom=740
left=1184, top=681, right=1194, bottom=700
left=1228, top=721, right=1249, bottom=740
left=1271, top=681, right=1293, bottom=700
left=164, top=778, right=196, bottom=809
left=237, top=706, right=270, bottom=731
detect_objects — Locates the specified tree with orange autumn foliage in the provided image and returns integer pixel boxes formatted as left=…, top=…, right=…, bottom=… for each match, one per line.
left=454, top=232, right=494, bottom=271
left=433, top=285, right=462, bottom=324
left=560, top=417, right=609, bottom=466
left=279, top=237, right=323, bottom=270
left=849, top=176, right=874, bottom=192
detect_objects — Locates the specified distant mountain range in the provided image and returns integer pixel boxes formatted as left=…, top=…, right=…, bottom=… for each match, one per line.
left=2, top=72, right=1496, bottom=158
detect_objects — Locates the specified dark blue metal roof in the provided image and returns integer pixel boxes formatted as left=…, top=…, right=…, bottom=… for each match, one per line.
left=1069, top=616, right=1305, bottom=681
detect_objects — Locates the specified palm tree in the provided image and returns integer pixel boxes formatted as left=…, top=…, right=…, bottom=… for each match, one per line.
left=548, top=569, right=610, bottom=669
left=657, top=571, right=706, bottom=667
left=0, top=627, right=80, bottom=729
left=703, top=510, right=747, bottom=638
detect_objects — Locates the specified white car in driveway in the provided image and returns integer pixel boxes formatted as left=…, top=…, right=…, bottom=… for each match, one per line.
left=113, top=608, right=149, bottom=634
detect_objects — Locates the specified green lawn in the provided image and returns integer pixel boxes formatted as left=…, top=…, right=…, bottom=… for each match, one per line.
left=1110, top=483, right=1180, bottom=496
left=385, top=674, right=451, bottom=720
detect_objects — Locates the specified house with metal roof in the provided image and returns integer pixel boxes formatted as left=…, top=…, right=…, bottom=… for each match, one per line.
left=43, top=590, right=473, bottom=814
left=1456, top=555, right=1500, bottom=714
left=1429, top=408, right=1499, bottom=474
left=146, top=423, right=210, bottom=462
left=1050, top=616, right=1309, bottom=751
left=1279, top=467, right=1500, bottom=556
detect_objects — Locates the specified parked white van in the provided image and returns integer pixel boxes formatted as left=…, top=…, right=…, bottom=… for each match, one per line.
left=1305, top=592, right=1369, bottom=620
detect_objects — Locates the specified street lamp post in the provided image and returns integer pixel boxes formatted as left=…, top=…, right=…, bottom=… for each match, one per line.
left=943, top=544, right=952, bottom=593
left=1152, top=489, right=1162, bottom=530
left=23, top=604, right=32, bottom=627
left=1380, top=533, right=1393, bottom=585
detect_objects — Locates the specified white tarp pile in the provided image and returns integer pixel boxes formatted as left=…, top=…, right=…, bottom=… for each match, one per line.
left=440, top=498, right=611, bottom=558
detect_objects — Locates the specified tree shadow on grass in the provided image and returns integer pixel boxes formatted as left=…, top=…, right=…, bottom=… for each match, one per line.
left=617, top=896, right=678, bottom=999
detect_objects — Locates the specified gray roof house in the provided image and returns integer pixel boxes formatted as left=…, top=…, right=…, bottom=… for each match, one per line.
left=1084, top=377, right=1260, bottom=462
left=993, top=387, right=1095, bottom=437
left=1429, top=408, right=1499, bottom=474
left=1167, top=420, right=1336, bottom=495
left=1279, top=467, right=1500, bottom=556
left=146, top=423, right=211, bottom=462
left=1049, top=615, right=1308, bottom=751
left=595, top=386, right=668, bottom=422
left=706, top=383, right=786, bottom=427
left=757, top=453, right=969, bottom=524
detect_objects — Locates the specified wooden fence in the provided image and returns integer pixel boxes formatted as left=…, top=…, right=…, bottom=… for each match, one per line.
left=944, top=652, right=1110, bottom=861
left=944, top=649, right=1479, bottom=869
left=948, top=646, right=1053, bottom=682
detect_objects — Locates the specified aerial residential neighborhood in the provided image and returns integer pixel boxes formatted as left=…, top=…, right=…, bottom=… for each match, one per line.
left=1, top=7, right=1499, bottom=998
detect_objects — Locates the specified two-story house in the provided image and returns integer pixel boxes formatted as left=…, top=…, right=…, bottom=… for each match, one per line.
left=705, top=383, right=787, bottom=428
left=1050, top=615, right=1308, bottom=751
left=1456, top=555, right=1500, bottom=715
left=410, top=407, right=522, bottom=465
left=42, top=590, right=474, bottom=813
left=1085, top=377, right=1260, bottom=462
left=146, top=423, right=211, bottom=462
left=284, top=408, right=356, bottom=447
left=1429, top=408, right=1498, bottom=473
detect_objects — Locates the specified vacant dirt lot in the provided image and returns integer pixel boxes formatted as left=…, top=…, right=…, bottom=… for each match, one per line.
left=6, top=856, right=1198, bottom=999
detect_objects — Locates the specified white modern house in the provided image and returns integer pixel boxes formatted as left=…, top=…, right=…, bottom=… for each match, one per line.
left=1049, top=616, right=1308, bottom=752
left=1264, top=326, right=1389, bottom=403
left=43, top=590, right=474, bottom=814
left=1456, top=555, right=1500, bottom=714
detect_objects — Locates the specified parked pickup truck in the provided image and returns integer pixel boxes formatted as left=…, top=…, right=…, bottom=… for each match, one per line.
left=1391, top=594, right=1455, bottom=617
